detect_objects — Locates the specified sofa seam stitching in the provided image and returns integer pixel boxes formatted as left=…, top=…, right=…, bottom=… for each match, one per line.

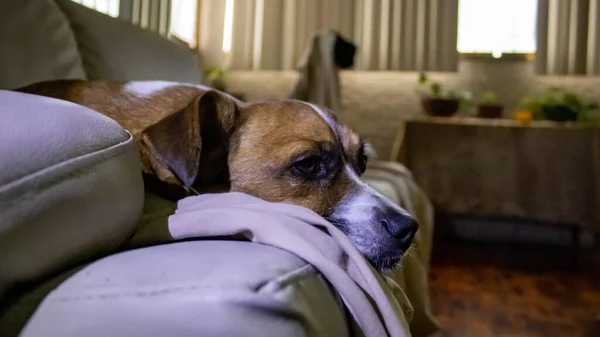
left=255, top=264, right=317, bottom=294
left=45, top=283, right=250, bottom=302
left=0, top=133, right=133, bottom=193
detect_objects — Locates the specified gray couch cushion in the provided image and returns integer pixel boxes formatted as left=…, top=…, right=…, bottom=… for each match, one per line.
left=55, top=0, right=203, bottom=84
left=19, top=241, right=349, bottom=337
left=0, top=0, right=86, bottom=90
left=0, top=91, right=144, bottom=302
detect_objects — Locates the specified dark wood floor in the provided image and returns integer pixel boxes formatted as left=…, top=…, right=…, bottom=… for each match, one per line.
left=428, top=230, right=600, bottom=337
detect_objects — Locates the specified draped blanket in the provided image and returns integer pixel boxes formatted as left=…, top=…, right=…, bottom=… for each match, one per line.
left=128, top=191, right=411, bottom=337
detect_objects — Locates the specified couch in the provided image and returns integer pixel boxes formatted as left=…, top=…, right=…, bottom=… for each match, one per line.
left=0, top=0, right=438, bottom=336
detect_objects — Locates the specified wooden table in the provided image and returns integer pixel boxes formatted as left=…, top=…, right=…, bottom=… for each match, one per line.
left=391, top=117, right=600, bottom=232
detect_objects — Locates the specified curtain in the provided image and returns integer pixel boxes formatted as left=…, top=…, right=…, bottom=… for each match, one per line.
left=119, top=0, right=172, bottom=36
left=199, top=0, right=459, bottom=71
left=535, top=0, right=600, bottom=75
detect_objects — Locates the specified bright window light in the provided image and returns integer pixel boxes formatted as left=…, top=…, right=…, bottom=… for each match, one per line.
left=458, top=0, right=538, bottom=55
left=222, top=0, right=235, bottom=53
left=170, top=0, right=198, bottom=46
left=72, top=0, right=119, bottom=18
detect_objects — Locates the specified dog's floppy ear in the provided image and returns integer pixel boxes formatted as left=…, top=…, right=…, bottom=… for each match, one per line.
left=141, top=90, right=238, bottom=191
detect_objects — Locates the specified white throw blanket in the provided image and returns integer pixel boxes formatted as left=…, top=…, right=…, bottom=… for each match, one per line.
left=129, top=192, right=411, bottom=337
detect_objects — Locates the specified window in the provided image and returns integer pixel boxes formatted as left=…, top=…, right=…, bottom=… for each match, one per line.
left=170, top=0, right=198, bottom=46
left=457, top=0, right=538, bottom=57
left=71, top=0, right=198, bottom=44
left=71, top=0, right=119, bottom=18
left=170, top=0, right=233, bottom=50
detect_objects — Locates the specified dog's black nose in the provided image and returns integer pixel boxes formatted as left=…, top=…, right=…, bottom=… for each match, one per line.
left=380, top=209, right=418, bottom=248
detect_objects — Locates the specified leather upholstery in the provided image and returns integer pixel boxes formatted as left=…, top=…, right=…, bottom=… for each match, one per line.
left=0, top=91, right=144, bottom=309
left=19, top=241, right=349, bottom=337
left=0, top=0, right=86, bottom=90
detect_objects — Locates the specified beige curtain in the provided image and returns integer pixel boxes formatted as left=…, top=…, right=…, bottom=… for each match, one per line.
left=199, top=0, right=459, bottom=71
left=535, top=0, right=600, bottom=75
left=119, top=0, right=172, bottom=36
left=353, top=0, right=459, bottom=71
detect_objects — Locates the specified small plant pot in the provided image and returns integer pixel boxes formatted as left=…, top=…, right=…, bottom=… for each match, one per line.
left=542, top=104, right=578, bottom=122
left=477, top=104, right=504, bottom=118
left=421, top=97, right=460, bottom=117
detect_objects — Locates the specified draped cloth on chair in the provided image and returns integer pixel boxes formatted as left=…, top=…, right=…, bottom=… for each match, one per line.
left=199, top=0, right=459, bottom=72
left=289, top=30, right=357, bottom=114
left=535, top=0, right=600, bottom=75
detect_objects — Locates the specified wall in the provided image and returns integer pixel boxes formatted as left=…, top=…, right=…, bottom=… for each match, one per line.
left=228, top=58, right=600, bottom=159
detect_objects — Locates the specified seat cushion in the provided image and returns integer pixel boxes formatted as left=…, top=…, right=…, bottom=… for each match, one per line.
left=0, top=91, right=144, bottom=302
left=18, top=241, right=349, bottom=337
left=0, top=0, right=86, bottom=89
left=55, top=0, right=203, bottom=84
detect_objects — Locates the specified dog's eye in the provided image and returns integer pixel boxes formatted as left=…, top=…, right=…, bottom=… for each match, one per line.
left=357, top=152, right=368, bottom=174
left=357, top=141, right=369, bottom=174
left=293, top=156, right=321, bottom=177
left=358, top=153, right=368, bottom=174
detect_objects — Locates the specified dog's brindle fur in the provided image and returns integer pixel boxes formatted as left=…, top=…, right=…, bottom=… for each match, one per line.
left=17, top=79, right=417, bottom=270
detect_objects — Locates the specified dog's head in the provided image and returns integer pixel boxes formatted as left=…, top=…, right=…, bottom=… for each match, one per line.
left=142, top=90, right=418, bottom=271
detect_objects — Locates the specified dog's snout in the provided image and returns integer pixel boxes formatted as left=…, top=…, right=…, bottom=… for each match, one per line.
left=379, top=209, right=418, bottom=247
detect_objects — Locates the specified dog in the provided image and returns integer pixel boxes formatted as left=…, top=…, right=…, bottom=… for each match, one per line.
left=17, top=79, right=418, bottom=271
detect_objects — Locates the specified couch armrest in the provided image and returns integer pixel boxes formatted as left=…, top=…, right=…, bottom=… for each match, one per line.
left=18, top=241, right=349, bottom=337
left=0, top=91, right=144, bottom=301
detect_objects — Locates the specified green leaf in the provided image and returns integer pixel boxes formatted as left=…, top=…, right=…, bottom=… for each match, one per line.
left=562, top=92, right=583, bottom=113
left=205, top=66, right=226, bottom=82
left=587, top=101, right=599, bottom=111
left=431, top=82, right=442, bottom=97
left=481, top=91, right=498, bottom=104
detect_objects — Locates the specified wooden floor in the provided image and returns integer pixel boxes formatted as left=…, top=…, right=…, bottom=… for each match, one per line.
left=428, top=233, right=600, bottom=337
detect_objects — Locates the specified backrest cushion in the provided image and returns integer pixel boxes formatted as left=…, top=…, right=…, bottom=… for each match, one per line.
left=55, top=0, right=203, bottom=83
left=0, top=0, right=86, bottom=89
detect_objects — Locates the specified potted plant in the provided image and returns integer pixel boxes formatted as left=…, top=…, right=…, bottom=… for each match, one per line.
left=417, top=73, right=469, bottom=117
left=205, top=66, right=227, bottom=92
left=477, top=91, right=504, bottom=118
left=521, top=87, right=599, bottom=122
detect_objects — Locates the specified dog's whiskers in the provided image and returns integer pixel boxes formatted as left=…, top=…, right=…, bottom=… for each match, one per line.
left=324, top=217, right=346, bottom=230
left=185, top=186, right=200, bottom=196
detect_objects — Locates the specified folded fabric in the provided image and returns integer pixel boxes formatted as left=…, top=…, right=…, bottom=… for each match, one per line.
left=128, top=192, right=411, bottom=337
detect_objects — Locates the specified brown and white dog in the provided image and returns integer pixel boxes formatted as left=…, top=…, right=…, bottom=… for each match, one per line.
left=17, top=79, right=418, bottom=271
